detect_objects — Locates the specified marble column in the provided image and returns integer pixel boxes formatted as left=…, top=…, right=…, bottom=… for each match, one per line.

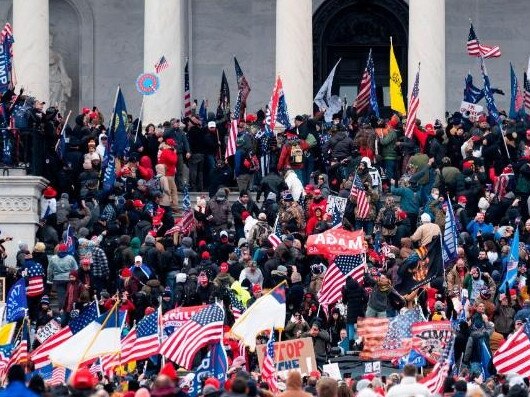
left=143, top=0, right=185, bottom=124
left=408, top=0, right=445, bottom=124
left=13, top=0, right=49, bottom=103
left=276, top=0, right=313, bottom=119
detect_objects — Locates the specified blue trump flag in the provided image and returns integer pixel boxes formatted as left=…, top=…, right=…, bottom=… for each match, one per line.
left=110, top=87, right=129, bottom=157
left=442, top=199, right=458, bottom=267
left=479, top=56, right=500, bottom=125
left=509, top=63, right=524, bottom=119
left=190, top=342, right=229, bottom=397
left=277, top=93, right=291, bottom=129
left=500, top=227, right=519, bottom=292
left=6, top=278, right=27, bottom=322
left=367, top=51, right=380, bottom=118
left=0, top=23, right=14, bottom=95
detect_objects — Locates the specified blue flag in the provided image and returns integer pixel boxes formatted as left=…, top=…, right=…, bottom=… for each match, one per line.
left=6, top=278, right=27, bottom=322
left=479, top=57, right=500, bottom=125
left=277, top=93, right=291, bottom=129
left=189, top=342, right=228, bottom=397
left=0, top=24, right=14, bottom=95
left=102, top=151, right=116, bottom=192
left=367, top=52, right=380, bottom=118
left=442, top=199, right=458, bottom=267
left=64, top=224, right=76, bottom=256
left=399, top=349, right=426, bottom=368
left=509, top=63, right=524, bottom=119
left=500, top=227, right=519, bottom=292
left=464, top=74, right=485, bottom=104
left=110, top=88, right=129, bottom=157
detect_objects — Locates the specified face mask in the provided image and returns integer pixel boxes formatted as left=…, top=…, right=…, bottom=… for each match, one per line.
left=487, top=251, right=498, bottom=264
left=432, top=194, right=439, bottom=200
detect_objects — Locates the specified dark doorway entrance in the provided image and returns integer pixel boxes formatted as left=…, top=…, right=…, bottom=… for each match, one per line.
left=313, top=0, right=409, bottom=117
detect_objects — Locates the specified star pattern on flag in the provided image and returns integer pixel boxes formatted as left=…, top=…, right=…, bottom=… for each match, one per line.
left=70, top=302, right=99, bottom=333
left=193, top=304, right=224, bottom=325
left=137, top=312, right=158, bottom=338
left=27, top=263, right=44, bottom=277
left=276, top=94, right=291, bottom=128
left=382, top=307, right=422, bottom=350
left=335, top=255, right=364, bottom=277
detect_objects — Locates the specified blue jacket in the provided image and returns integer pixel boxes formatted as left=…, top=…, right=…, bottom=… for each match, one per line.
left=0, top=381, right=39, bottom=397
left=466, top=220, right=495, bottom=240
left=390, top=186, right=419, bottom=214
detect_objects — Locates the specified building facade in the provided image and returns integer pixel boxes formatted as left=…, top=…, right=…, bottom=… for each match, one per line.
left=0, top=0, right=527, bottom=125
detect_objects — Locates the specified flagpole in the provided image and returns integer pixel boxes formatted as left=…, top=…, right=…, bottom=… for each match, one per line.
left=54, top=110, right=72, bottom=154
left=134, top=97, right=145, bottom=144
left=73, top=297, right=121, bottom=373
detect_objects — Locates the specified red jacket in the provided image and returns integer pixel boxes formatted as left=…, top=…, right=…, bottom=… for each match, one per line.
left=278, top=137, right=309, bottom=171
left=138, top=155, right=154, bottom=180
left=158, top=148, right=178, bottom=177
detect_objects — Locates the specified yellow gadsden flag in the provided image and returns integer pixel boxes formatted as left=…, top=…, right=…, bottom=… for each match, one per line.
left=0, top=322, right=16, bottom=345
left=389, top=41, right=406, bottom=115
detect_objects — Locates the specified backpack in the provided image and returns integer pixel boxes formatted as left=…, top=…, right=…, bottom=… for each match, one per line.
left=289, top=143, right=304, bottom=166
left=146, top=176, right=162, bottom=195
left=253, top=222, right=271, bottom=243
left=381, top=207, right=397, bottom=229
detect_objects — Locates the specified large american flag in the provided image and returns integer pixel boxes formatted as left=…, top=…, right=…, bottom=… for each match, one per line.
left=160, top=303, right=224, bottom=369
left=493, top=321, right=530, bottom=376
left=228, top=289, right=245, bottom=320
left=154, top=55, right=169, bottom=74
left=0, top=345, right=12, bottom=377
left=225, top=119, right=238, bottom=158
left=6, top=339, right=28, bottom=369
left=262, top=330, right=278, bottom=393
left=165, top=210, right=195, bottom=236
left=31, top=302, right=98, bottom=368
left=357, top=317, right=390, bottom=360
left=184, top=60, right=192, bottom=117
left=268, top=215, right=282, bottom=249
left=420, top=335, right=454, bottom=394
left=467, top=23, right=501, bottom=59
left=317, top=254, right=364, bottom=309
left=120, top=312, right=159, bottom=364
left=354, top=50, right=378, bottom=116
left=381, top=307, right=423, bottom=357
left=26, top=262, right=45, bottom=297
left=350, top=174, right=370, bottom=219
left=404, top=64, right=420, bottom=139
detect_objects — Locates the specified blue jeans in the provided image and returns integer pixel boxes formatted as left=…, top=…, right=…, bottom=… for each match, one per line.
left=165, top=271, right=178, bottom=305
left=384, top=159, right=397, bottom=180
left=365, top=307, right=387, bottom=318
left=303, top=155, right=315, bottom=185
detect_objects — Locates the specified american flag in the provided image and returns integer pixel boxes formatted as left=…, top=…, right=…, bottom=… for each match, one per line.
left=31, top=302, right=98, bottom=368
left=101, top=353, right=120, bottom=374
left=262, top=330, right=278, bottom=393
left=317, top=254, right=364, bottom=309
left=350, top=174, right=370, bottom=219
left=0, top=22, right=12, bottom=42
left=26, top=261, right=45, bottom=297
left=228, top=289, right=245, bottom=320
left=467, top=23, right=501, bottom=59
left=234, top=57, right=251, bottom=120
left=154, top=55, right=169, bottom=74
left=354, top=50, right=379, bottom=117
left=357, top=317, right=390, bottom=360
left=225, top=119, right=238, bottom=158
left=0, top=345, right=12, bottom=377
left=120, top=312, right=159, bottom=364
left=268, top=215, right=282, bottom=249
left=276, top=93, right=291, bottom=129
left=89, top=359, right=101, bottom=375
left=165, top=210, right=195, bottom=236
left=6, top=338, right=29, bottom=371
left=523, top=58, right=530, bottom=114
left=420, top=335, right=454, bottom=394
left=160, top=303, right=225, bottom=369
left=493, top=321, right=530, bottom=376
left=50, top=366, right=66, bottom=386
left=268, top=76, right=283, bottom=132
left=184, top=60, right=192, bottom=117
left=404, top=64, right=420, bottom=139
left=381, top=307, right=423, bottom=357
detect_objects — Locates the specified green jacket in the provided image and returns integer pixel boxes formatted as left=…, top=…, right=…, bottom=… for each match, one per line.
left=379, top=129, right=398, bottom=160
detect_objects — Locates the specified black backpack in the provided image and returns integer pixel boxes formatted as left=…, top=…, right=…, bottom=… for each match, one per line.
left=381, top=208, right=397, bottom=229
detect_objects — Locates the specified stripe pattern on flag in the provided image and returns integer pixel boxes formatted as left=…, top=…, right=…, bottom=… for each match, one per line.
left=155, top=55, right=169, bottom=74
left=50, top=366, right=66, bottom=386
left=160, top=304, right=224, bottom=369
left=420, top=336, right=454, bottom=394
left=120, top=312, right=159, bottom=364
left=268, top=215, right=282, bottom=249
left=467, top=23, right=501, bottom=59
left=262, top=330, right=278, bottom=393
left=357, top=317, right=390, bottom=360
left=225, top=119, right=238, bottom=158
left=317, top=254, right=364, bottom=308
left=404, top=65, right=420, bottom=139
left=350, top=174, right=370, bottom=219
left=493, top=322, right=530, bottom=376
left=184, top=61, right=191, bottom=117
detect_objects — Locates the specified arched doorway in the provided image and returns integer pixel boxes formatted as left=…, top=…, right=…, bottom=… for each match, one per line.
left=313, top=0, right=408, bottom=117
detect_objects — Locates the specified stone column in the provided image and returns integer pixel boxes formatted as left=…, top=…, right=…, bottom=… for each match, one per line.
left=143, top=0, right=185, bottom=124
left=13, top=0, right=50, bottom=103
left=276, top=0, right=313, bottom=119
left=0, top=176, right=48, bottom=266
left=408, top=0, right=445, bottom=124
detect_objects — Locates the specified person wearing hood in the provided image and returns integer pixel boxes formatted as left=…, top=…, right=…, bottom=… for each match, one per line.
left=63, top=270, right=86, bottom=314
left=55, top=192, right=71, bottom=228
left=322, top=127, right=355, bottom=162
left=463, top=304, right=494, bottom=375
left=261, top=192, right=279, bottom=227
left=463, top=266, right=496, bottom=304
left=137, top=155, right=154, bottom=181
left=315, top=174, right=330, bottom=198
left=207, top=188, right=231, bottom=233
left=48, top=243, right=78, bottom=309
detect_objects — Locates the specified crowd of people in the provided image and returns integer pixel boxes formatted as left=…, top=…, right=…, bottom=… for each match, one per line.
left=2, top=82, right=530, bottom=397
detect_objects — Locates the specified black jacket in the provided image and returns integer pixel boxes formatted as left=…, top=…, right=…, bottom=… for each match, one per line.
left=342, top=278, right=367, bottom=323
